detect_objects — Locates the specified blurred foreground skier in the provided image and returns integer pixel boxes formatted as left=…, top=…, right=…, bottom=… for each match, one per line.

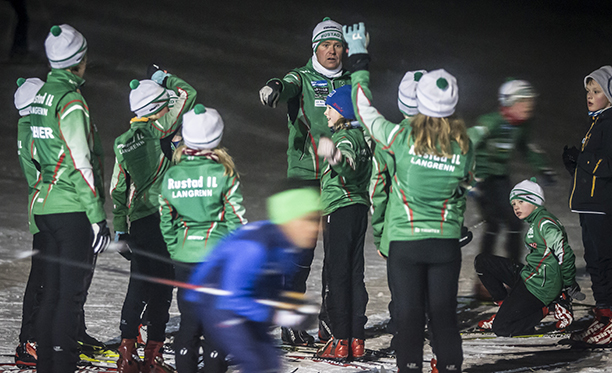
left=185, top=179, right=321, bottom=373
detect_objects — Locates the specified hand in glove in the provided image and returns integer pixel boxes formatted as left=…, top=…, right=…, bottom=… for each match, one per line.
left=562, top=145, right=579, bottom=176
left=114, top=231, right=132, bottom=261
left=318, top=137, right=342, bottom=166
left=91, top=220, right=111, bottom=254
left=342, top=22, right=369, bottom=56
left=147, top=63, right=170, bottom=87
left=259, top=80, right=282, bottom=108
left=459, top=226, right=473, bottom=247
left=564, top=282, right=586, bottom=301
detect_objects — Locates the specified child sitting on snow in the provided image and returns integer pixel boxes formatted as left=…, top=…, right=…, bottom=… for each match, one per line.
left=474, top=177, right=583, bottom=336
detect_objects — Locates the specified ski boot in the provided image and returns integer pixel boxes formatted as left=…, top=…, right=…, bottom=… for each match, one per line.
left=430, top=357, right=439, bottom=373
left=316, top=337, right=349, bottom=360
left=478, top=314, right=496, bottom=330
left=143, top=340, right=173, bottom=373
left=117, top=338, right=141, bottom=373
left=15, top=341, right=37, bottom=368
left=351, top=338, right=365, bottom=358
left=571, top=307, right=612, bottom=344
left=281, top=327, right=315, bottom=346
left=552, top=292, right=573, bottom=329
left=318, top=319, right=332, bottom=343
left=78, top=332, right=107, bottom=354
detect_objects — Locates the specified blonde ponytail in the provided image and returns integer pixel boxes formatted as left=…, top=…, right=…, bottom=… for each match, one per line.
left=410, top=113, right=470, bottom=157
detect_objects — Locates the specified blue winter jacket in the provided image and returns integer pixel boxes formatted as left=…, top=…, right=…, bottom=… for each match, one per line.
left=184, top=221, right=304, bottom=323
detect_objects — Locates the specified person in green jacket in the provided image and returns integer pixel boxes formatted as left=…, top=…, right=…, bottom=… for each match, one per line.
left=345, top=22, right=473, bottom=373
left=314, top=85, right=371, bottom=360
left=110, top=68, right=196, bottom=373
left=468, top=79, right=557, bottom=295
left=29, top=24, right=110, bottom=373
left=14, top=77, right=45, bottom=368
left=159, top=104, right=247, bottom=373
left=258, top=16, right=351, bottom=346
left=474, top=178, right=583, bottom=336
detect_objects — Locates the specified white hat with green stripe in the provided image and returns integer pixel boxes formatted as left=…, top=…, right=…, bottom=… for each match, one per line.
left=44, top=24, right=88, bottom=69
left=129, top=79, right=170, bottom=118
left=14, top=77, right=44, bottom=117
left=398, top=70, right=427, bottom=116
left=312, top=17, right=343, bottom=51
left=509, top=177, right=545, bottom=206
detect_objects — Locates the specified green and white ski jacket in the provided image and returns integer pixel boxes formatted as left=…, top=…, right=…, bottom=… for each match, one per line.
left=352, top=70, right=474, bottom=241
left=520, top=206, right=577, bottom=305
left=29, top=69, right=106, bottom=224
left=159, top=156, right=247, bottom=263
left=271, top=59, right=351, bottom=180
left=17, top=115, right=41, bottom=234
left=320, top=127, right=372, bottom=216
left=110, top=75, right=196, bottom=233
left=467, top=111, right=550, bottom=180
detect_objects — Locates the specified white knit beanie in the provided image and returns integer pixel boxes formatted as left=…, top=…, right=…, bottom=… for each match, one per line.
left=498, top=79, right=537, bottom=107
left=398, top=70, right=427, bottom=116
left=14, top=77, right=45, bottom=117
left=509, top=177, right=545, bottom=207
left=129, top=79, right=170, bottom=118
left=44, top=25, right=88, bottom=69
left=312, top=17, right=343, bottom=51
left=584, top=66, right=612, bottom=104
left=416, top=69, right=458, bottom=118
left=182, top=104, right=224, bottom=150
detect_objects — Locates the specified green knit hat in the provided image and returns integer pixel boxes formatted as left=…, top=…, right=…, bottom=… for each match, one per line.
left=267, top=184, right=321, bottom=225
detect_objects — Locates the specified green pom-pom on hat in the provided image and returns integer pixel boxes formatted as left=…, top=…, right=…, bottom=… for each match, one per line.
left=322, top=17, right=331, bottom=21
left=50, top=25, right=62, bottom=37
left=130, top=79, right=140, bottom=89
left=530, top=177, right=537, bottom=183
left=436, top=78, right=449, bottom=90
left=414, top=72, right=424, bottom=81
left=16, top=78, right=26, bottom=87
left=194, top=104, right=207, bottom=114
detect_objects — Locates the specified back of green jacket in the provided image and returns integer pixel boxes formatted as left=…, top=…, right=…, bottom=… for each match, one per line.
left=110, top=75, right=197, bottom=232
left=275, top=58, right=351, bottom=180
left=159, top=156, right=247, bottom=263
left=30, top=69, right=106, bottom=224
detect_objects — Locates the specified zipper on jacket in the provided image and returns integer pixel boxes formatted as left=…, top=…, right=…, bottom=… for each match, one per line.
left=591, top=176, right=597, bottom=197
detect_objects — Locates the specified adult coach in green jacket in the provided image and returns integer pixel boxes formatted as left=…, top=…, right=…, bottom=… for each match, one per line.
left=30, top=24, right=110, bottom=373
left=258, top=16, right=351, bottom=345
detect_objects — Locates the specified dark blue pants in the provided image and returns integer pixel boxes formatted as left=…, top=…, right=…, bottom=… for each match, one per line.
left=196, top=296, right=280, bottom=373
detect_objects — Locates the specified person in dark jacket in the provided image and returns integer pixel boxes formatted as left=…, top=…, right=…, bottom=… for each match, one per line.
left=564, top=65, right=612, bottom=345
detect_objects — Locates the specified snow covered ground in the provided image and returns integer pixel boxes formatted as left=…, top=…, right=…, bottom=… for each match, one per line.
left=1, top=0, right=612, bottom=371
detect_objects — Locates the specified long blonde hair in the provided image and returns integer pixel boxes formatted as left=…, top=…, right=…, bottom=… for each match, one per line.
left=172, top=145, right=238, bottom=177
left=410, top=113, right=470, bottom=157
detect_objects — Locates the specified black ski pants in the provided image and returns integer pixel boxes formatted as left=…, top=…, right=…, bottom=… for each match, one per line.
left=580, top=213, right=612, bottom=308
left=321, top=204, right=369, bottom=340
left=388, top=239, right=463, bottom=373
left=19, top=232, right=46, bottom=343
left=474, top=253, right=547, bottom=336
left=34, top=212, right=93, bottom=373
left=120, top=213, right=174, bottom=342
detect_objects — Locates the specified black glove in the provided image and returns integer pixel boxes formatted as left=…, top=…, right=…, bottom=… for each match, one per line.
left=564, top=282, right=586, bottom=301
left=562, top=145, right=579, bottom=176
left=114, top=232, right=133, bottom=261
left=540, top=169, right=558, bottom=186
left=147, top=63, right=170, bottom=87
left=259, top=80, right=282, bottom=108
left=91, top=220, right=111, bottom=254
left=459, top=226, right=473, bottom=247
